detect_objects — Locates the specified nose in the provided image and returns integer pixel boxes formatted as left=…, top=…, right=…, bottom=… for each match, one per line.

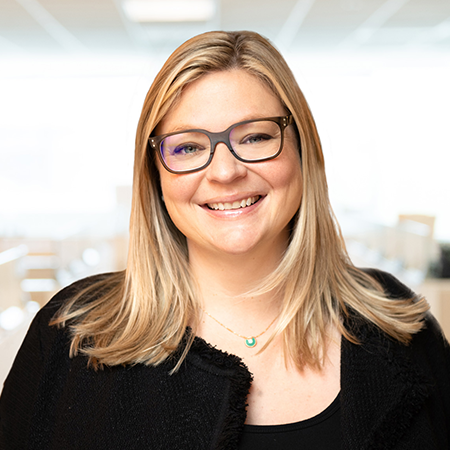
left=205, top=142, right=247, bottom=183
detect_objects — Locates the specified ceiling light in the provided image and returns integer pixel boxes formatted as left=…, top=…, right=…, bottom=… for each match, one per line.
left=122, top=0, right=216, bottom=23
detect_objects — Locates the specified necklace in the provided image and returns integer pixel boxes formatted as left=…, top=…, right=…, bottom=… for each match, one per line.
left=201, top=309, right=278, bottom=348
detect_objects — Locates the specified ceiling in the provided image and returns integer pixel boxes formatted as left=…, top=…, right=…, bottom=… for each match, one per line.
left=1, top=0, right=450, bottom=58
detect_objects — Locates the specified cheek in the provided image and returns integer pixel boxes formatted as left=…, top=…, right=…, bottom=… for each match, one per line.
left=284, top=169, right=303, bottom=215
left=160, top=177, right=185, bottom=211
left=272, top=150, right=303, bottom=204
left=160, top=181, right=188, bottom=235
left=157, top=166, right=181, bottom=218
left=279, top=167, right=303, bottom=232
left=158, top=170, right=200, bottom=230
left=157, top=159, right=185, bottom=205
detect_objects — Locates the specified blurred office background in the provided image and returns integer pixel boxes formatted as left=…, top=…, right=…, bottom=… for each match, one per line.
left=1, top=0, right=450, bottom=386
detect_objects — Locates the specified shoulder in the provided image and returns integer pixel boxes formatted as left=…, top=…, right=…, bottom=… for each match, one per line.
left=0, top=272, right=122, bottom=389
left=360, top=267, right=416, bottom=299
left=47, top=271, right=122, bottom=306
left=412, top=310, right=450, bottom=368
left=354, top=268, right=449, bottom=362
left=360, top=268, right=448, bottom=342
left=0, top=273, right=116, bottom=445
left=11, top=272, right=122, bottom=364
left=38, top=271, right=123, bottom=320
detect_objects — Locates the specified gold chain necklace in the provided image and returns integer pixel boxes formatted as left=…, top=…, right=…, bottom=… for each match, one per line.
left=201, top=308, right=278, bottom=348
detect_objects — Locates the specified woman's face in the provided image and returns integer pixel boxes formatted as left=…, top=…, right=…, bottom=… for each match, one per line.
left=155, top=69, right=303, bottom=258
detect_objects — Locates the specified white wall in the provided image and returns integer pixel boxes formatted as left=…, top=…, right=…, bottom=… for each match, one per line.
left=290, top=49, right=450, bottom=240
left=0, top=50, right=449, bottom=240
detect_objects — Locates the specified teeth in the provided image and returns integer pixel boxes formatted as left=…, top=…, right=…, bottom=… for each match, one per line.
left=208, top=196, right=260, bottom=211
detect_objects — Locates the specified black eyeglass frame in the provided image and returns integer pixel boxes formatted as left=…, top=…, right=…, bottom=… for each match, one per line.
left=148, top=114, right=294, bottom=174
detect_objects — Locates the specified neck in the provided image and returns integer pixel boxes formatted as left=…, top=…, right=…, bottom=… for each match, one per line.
left=188, top=240, right=285, bottom=323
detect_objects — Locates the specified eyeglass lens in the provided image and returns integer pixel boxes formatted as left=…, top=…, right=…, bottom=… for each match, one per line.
left=160, top=120, right=282, bottom=172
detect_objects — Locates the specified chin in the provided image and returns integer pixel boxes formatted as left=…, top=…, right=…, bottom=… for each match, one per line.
left=210, top=235, right=267, bottom=257
left=215, top=245, right=256, bottom=256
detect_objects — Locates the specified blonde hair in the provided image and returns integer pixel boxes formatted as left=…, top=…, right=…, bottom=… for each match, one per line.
left=52, top=30, right=428, bottom=370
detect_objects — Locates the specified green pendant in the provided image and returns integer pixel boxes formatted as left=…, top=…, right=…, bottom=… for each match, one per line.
left=245, top=337, right=257, bottom=348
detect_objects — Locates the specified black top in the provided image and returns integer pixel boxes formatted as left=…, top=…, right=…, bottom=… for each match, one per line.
left=1, top=269, right=450, bottom=449
left=238, top=394, right=340, bottom=449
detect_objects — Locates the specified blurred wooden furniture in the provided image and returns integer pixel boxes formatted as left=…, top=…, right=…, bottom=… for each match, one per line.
left=21, top=253, right=60, bottom=308
left=0, top=245, right=28, bottom=311
left=418, top=279, right=450, bottom=340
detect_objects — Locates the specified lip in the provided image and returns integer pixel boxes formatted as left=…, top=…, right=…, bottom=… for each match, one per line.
left=206, top=195, right=261, bottom=211
left=200, top=194, right=265, bottom=217
left=202, top=193, right=264, bottom=205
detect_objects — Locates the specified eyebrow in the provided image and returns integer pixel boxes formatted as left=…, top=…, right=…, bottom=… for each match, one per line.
left=169, top=124, right=197, bottom=133
left=164, top=114, right=284, bottom=134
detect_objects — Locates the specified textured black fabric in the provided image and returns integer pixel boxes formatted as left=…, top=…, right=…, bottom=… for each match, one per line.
left=238, top=393, right=340, bottom=449
left=341, top=269, right=450, bottom=450
left=0, top=276, right=252, bottom=450
left=0, top=269, right=449, bottom=450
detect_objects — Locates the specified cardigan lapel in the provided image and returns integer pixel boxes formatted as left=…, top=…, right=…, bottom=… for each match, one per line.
left=340, top=323, right=431, bottom=450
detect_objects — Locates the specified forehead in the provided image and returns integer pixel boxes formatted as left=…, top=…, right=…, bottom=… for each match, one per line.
left=156, top=69, right=285, bottom=135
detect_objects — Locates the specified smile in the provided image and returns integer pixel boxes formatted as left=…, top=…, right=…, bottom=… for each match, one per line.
left=207, top=195, right=261, bottom=211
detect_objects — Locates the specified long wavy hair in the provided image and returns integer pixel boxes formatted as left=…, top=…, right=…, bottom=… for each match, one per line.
left=52, top=30, right=428, bottom=370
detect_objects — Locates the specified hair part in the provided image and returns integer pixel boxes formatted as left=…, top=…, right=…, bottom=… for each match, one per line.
left=52, top=30, right=428, bottom=371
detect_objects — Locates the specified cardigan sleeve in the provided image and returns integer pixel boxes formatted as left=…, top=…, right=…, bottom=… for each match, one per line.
left=0, top=298, right=61, bottom=449
left=0, top=274, right=102, bottom=449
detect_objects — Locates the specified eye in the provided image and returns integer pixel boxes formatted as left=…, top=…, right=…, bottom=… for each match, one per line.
left=241, top=133, right=273, bottom=145
left=172, top=143, right=205, bottom=156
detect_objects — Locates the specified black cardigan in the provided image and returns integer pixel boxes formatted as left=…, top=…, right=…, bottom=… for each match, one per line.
left=1, top=270, right=449, bottom=449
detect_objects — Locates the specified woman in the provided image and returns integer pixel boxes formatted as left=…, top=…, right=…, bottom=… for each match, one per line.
left=1, top=30, right=449, bottom=449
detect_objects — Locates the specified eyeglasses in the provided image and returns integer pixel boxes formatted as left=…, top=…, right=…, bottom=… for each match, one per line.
left=149, top=115, right=294, bottom=174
